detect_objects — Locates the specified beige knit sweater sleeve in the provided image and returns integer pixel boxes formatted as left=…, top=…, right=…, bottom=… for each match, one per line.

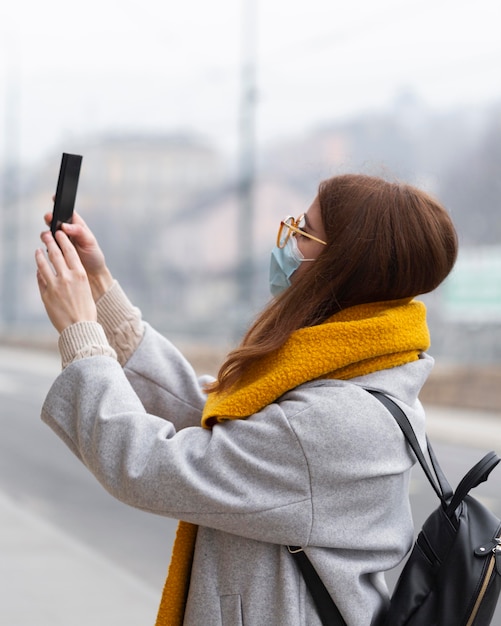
left=58, top=281, right=144, bottom=369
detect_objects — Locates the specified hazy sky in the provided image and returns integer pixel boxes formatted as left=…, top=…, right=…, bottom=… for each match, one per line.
left=1, top=0, right=501, bottom=164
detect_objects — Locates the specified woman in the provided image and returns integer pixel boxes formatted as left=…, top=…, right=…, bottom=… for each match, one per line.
left=36, top=174, right=458, bottom=625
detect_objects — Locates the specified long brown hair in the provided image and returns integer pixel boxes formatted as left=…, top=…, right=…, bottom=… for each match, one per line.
left=207, top=174, right=458, bottom=393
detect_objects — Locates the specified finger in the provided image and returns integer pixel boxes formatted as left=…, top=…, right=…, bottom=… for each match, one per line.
left=35, top=248, right=55, bottom=285
left=60, top=221, right=83, bottom=238
left=41, top=229, right=59, bottom=252
left=36, top=267, right=48, bottom=291
left=45, top=207, right=84, bottom=228
left=43, top=230, right=70, bottom=275
left=54, top=229, right=86, bottom=270
left=60, top=218, right=96, bottom=249
left=70, top=211, right=87, bottom=227
left=40, top=230, right=53, bottom=246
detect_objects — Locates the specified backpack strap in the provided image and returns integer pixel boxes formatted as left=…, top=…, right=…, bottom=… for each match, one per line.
left=367, top=390, right=454, bottom=502
left=287, top=545, right=346, bottom=626
left=445, top=450, right=499, bottom=517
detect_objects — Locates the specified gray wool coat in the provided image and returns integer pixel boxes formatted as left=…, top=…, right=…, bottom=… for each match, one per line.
left=41, top=324, right=432, bottom=626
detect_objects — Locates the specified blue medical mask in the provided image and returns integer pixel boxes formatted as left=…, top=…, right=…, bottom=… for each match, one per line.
left=269, top=236, right=307, bottom=297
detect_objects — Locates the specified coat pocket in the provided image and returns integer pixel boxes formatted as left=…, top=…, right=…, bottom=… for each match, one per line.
left=220, top=594, right=243, bottom=626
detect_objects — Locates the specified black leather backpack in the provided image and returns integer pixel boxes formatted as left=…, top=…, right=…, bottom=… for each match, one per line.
left=288, top=390, right=501, bottom=626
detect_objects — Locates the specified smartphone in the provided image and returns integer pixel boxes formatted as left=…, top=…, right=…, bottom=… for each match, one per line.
left=51, top=152, right=83, bottom=237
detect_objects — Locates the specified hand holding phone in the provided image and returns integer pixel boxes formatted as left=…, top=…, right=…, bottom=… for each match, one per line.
left=51, top=153, right=82, bottom=237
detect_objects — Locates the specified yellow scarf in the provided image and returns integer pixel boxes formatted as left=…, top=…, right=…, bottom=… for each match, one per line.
left=155, top=299, right=429, bottom=625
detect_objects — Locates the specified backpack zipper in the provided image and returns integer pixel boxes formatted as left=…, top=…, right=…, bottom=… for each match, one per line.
left=465, top=540, right=501, bottom=626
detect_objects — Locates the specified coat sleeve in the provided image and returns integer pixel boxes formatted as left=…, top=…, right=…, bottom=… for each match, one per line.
left=122, top=324, right=211, bottom=430
left=40, top=355, right=314, bottom=547
left=94, top=279, right=209, bottom=429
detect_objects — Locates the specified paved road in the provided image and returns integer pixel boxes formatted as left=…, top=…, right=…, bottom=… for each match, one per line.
left=1, top=345, right=501, bottom=624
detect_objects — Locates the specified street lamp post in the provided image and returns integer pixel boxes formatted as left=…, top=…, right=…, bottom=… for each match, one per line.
left=236, top=0, right=258, bottom=334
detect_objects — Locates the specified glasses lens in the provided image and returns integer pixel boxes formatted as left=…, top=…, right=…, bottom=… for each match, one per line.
left=278, top=217, right=294, bottom=248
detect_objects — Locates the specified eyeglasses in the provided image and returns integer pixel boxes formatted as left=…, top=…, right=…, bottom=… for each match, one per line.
left=276, top=214, right=327, bottom=249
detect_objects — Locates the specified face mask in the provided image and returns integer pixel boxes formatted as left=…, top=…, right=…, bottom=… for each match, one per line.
left=269, top=236, right=308, bottom=297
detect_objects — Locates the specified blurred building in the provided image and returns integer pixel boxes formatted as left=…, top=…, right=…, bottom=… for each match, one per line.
left=2, top=133, right=227, bottom=328
left=1, top=132, right=310, bottom=341
left=1, top=101, right=500, bottom=361
left=430, top=246, right=501, bottom=363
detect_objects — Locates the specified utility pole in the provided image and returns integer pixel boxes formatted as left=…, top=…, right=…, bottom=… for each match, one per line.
left=1, top=66, right=20, bottom=328
left=236, top=0, right=258, bottom=333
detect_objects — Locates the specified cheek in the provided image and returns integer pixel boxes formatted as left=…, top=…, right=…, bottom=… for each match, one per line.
left=297, top=239, right=324, bottom=260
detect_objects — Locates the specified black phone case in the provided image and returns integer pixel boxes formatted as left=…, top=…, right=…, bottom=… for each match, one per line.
left=51, top=153, right=82, bottom=236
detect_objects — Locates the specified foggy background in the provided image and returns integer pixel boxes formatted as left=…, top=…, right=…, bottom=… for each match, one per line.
left=1, top=0, right=500, bottom=404
left=1, top=3, right=501, bottom=624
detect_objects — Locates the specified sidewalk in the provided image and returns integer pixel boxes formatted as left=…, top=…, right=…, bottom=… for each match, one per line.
left=426, top=404, right=501, bottom=450
left=0, top=491, right=159, bottom=626
left=1, top=404, right=500, bottom=626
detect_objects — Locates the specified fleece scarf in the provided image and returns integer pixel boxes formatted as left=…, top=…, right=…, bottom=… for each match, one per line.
left=154, top=298, right=429, bottom=625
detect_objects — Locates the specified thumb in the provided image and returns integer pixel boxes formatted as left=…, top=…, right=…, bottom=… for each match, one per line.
left=60, top=222, right=91, bottom=246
